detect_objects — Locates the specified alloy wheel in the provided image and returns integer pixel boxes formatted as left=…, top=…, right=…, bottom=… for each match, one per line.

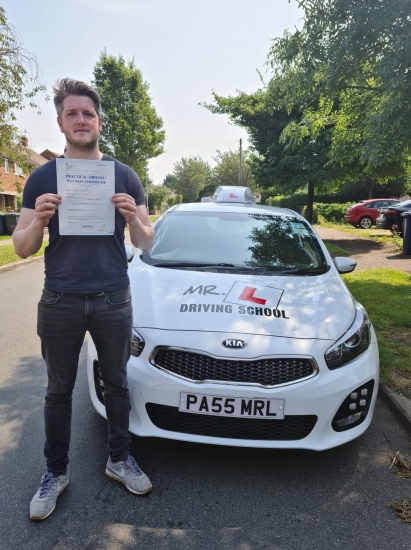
left=359, top=216, right=372, bottom=229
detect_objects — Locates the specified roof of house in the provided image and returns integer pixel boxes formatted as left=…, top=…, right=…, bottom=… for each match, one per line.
left=40, top=149, right=60, bottom=161
left=2, top=147, right=49, bottom=168
left=27, top=149, right=49, bottom=167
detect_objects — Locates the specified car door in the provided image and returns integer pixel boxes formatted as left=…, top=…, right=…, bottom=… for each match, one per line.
left=364, top=201, right=383, bottom=223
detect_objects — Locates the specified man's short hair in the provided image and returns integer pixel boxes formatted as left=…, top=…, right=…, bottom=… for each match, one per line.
left=53, top=78, right=101, bottom=117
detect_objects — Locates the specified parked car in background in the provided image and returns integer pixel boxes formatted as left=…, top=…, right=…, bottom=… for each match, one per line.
left=376, top=199, right=411, bottom=236
left=344, top=199, right=400, bottom=229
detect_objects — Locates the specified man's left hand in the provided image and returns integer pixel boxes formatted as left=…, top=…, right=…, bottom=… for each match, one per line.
left=112, top=193, right=153, bottom=250
left=111, top=193, right=139, bottom=225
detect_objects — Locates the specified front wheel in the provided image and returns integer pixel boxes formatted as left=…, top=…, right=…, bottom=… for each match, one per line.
left=358, top=216, right=373, bottom=229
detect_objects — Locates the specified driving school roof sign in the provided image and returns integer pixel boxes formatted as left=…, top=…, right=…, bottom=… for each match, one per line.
left=212, top=186, right=255, bottom=204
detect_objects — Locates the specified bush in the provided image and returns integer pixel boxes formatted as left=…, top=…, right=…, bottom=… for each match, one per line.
left=268, top=193, right=307, bottom=209
left=302, top=203, right=352, bottom=224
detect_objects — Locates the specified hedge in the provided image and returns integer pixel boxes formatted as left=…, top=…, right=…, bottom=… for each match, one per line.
left=301, top=203, right=352, bottom=224
left=268, top=193, right=307, bottom=209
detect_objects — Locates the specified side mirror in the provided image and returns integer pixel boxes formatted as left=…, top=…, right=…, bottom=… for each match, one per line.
left=334, top=257, right=357, bottom=274
left=125, top=245, right=135, bottom=262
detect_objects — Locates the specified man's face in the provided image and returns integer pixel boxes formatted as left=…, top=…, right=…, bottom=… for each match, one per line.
left=57, top=95, right=102, bottom=151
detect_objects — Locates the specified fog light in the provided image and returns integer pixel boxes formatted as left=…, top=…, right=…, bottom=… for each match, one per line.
left=334, top=412, right=363, bottom=428
left=332, top=380, right=375, bottom=432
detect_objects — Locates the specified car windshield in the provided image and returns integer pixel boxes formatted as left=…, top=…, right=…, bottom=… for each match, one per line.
left=142, top=211, right=329, bottom=274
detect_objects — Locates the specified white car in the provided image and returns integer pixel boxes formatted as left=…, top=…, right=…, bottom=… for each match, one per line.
left=87, top=186, right=379, bottom=450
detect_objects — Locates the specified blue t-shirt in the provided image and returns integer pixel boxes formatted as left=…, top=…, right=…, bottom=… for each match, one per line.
left=22, top=155, right=145, bottom=293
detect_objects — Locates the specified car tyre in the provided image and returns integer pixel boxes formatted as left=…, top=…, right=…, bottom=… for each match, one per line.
left=358, top=216, right=373, bottom=229
left=93, top=360, right=106, bottom=405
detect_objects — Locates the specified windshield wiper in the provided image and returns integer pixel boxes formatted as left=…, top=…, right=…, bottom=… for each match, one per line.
left=197, top=263, right=238, bottom=269
left=151, top=262, right=236, bottom=268
left=274, top=266, right=330, bottom=275
left=150, top=262, right=329, bottom=274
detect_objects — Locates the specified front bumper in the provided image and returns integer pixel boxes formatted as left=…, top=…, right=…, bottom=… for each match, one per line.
left=87, top=329, right=379, bottom=450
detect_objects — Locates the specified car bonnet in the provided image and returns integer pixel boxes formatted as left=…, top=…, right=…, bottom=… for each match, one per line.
left=129, top=261, right=355, bottom=341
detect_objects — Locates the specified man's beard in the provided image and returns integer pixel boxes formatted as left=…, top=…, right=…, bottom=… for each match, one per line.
left=66, top=133, right=99, bottom=152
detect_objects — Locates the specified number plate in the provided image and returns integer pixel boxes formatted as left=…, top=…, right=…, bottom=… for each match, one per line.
left=179, top=392, right=285, bottom=420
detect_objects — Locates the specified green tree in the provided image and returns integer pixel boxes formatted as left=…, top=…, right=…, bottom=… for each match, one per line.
left=198, top=179, right=217, bottom=202
left=162, top=174, right=186, bottom=204
left=204, top=1, right=411, bottom=220
left=168, top=156, right=212, bottom=203
left=204, top=90, right=343, bottom=222
left=268, top=0, right=411, bottom=172
left=147, top=184, right=168, bottom=213
left=165, top=193, right=182, bottom=207
left=162, top=173, right=177, bottom=189
left=212, top=148, right=255, bottom=190
left=0, top=7, right=47, bottom=173
left=92, top=52, right=165, bottom=179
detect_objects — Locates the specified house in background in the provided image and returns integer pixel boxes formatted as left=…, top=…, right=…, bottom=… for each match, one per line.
left=0, top=139, right=60, bottom=212
left=39, top=149, right=60, bottom=161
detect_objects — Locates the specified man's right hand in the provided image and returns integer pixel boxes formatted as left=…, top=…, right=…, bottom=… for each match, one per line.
left=34, top=194, right=62, bottom=227
left=13, top=194, right=62, bottom=259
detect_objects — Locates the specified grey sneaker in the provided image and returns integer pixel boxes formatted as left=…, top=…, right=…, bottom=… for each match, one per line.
left=105, top=455, right=152, bottom=495
left=30, top=468, right=69, bottom=520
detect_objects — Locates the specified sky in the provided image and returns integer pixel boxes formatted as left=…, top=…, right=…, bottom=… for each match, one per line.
left=4, top=0, right=302, bottom=184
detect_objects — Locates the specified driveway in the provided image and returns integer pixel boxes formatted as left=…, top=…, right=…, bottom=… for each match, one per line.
left=314, top=226, right=411, bottom=274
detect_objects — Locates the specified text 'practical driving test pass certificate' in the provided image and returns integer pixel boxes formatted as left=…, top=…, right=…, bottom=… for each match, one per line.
left=56, top=158, right=115, bottom=235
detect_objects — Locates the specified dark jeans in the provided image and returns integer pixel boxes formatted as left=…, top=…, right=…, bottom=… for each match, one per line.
left=37, top=287, right=133, bottom=475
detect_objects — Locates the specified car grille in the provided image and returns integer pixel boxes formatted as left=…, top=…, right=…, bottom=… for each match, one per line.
left=151, top=348, right=316, bottom=387
left=146, top=403, right=317, bottom=441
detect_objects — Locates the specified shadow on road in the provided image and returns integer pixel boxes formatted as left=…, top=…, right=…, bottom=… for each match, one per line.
left=323, top=237, right=386, bottom=256
left=386, top=253, right=411, bottom=261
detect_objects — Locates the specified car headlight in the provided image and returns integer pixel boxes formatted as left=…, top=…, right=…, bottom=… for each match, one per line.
left=325, top=304, right=371, bottom=369
left=131, top=328, right=145, bottom=357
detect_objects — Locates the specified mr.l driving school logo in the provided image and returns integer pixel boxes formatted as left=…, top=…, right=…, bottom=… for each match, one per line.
left=223, top=281, right=283, bottom=310
left=180, top=281, right=288, bottom=319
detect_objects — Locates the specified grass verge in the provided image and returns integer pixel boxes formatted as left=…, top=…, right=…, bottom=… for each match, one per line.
left=0, top=235, right=12, bottom=240
left=343, top=268, right=411, bottom=396
left=317, top=221, right=403, bottom=250
left=324, top=242, right=351, bottom=256
left=0, top=242, right=48, bottom=267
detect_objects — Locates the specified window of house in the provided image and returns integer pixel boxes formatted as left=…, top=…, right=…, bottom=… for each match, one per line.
left=4, top=159, right=9, bottom=173
left=14, top=163, right=24, bottom=177
left=5, top=195, right=16, bottom=209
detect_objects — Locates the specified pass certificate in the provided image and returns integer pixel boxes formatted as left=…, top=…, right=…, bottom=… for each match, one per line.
left=56, top=158, right=115, bottom=235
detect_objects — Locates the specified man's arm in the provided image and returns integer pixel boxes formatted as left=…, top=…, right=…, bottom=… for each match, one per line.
left=112, top=194, right=154, bottom=251
left=12, top=194, right=61, bottom=259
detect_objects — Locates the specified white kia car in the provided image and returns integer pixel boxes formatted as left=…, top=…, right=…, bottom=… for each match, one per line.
left=87, top=186, right=379, bottom=450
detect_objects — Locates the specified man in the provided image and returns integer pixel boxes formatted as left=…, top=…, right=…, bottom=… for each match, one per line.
left=13, top=78, right=154, bottom=521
